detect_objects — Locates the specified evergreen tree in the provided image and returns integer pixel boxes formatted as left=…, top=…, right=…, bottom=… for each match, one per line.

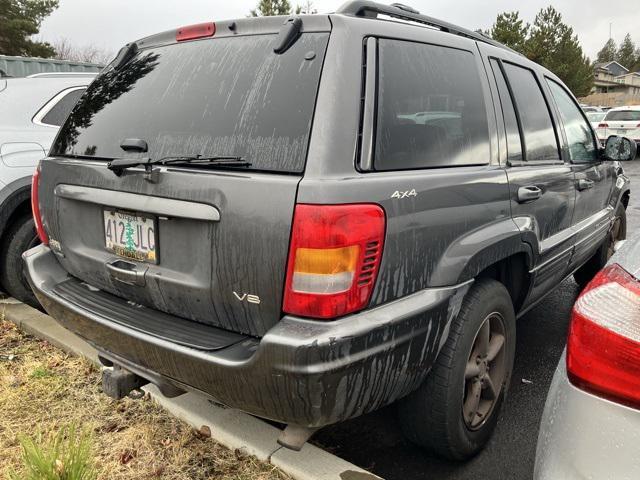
left=489, top=12, right=529, bottom=54
left=616, top=33, right=636, bottom=69
left=596, top=38, right=617, bottom=63
left=250, top=0, right=293, bottom=17
left=525, top=7, right=592, bottom=97
left=488, top=7, right=593, bottom=97
left=632, top=48, right=640, bottom=72
left=0, top=0, right=58, bottom=57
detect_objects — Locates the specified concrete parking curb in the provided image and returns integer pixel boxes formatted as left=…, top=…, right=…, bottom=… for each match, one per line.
left=1, top=298, right=382, bottom=480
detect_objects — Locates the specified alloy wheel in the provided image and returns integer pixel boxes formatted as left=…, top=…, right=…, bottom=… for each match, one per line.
left=462, top=312, right=507, bottom=431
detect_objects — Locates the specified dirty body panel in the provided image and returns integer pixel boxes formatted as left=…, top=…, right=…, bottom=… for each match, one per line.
left=26, top=244, right=470, bottom=426
left=39, top=23, right=331, bottom=337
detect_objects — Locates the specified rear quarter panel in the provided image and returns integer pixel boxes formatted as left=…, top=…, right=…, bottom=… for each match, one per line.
left=302, top=16, right=518, bottom=305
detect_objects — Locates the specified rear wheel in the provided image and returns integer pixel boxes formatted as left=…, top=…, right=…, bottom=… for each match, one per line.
left=574, top=203, right=626, bottom=289
left=0, top=215, right=40, bottom=307
left=398, top=278, right=516, bottom=460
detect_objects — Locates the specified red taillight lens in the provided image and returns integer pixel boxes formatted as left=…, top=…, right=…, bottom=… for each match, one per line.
left=283, top=204, right=385, bottom=319
left=31, top=163, right=48, bottom=245
left=176, top=22, right=215, bottom=42
left=598, top=123, right=609, bottom=128
left=567, top=263, right=640, bottom=408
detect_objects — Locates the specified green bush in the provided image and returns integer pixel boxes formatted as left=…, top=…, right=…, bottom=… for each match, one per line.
left=9, top=424, right=96, bottom=480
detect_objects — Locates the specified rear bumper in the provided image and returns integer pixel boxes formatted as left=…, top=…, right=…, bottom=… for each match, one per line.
left=24, top=244, right=468, bottom=428
left=534, top=352, right=640, bottom=480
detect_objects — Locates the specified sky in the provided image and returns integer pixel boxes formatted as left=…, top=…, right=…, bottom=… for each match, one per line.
left=38, top=0, right=640, bottom=61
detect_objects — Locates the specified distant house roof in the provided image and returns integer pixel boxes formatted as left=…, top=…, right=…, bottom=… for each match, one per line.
left=616, top=72, right=640, bottom=78
left=594, top=61, right=630, bottom=75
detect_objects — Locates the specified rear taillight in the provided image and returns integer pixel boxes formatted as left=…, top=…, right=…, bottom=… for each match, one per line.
left=176, top=22, right=215, bottom=42
left=598, top=123, right=609, bottom=128
left=567, top=263, right=640, bottom=408
left=31, top=163, right=48, bottom=245
left=283, top=204, right=385, bottom=319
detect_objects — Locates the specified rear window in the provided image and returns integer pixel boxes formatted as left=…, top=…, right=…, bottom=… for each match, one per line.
left=52, top=33, right=329, bottom=173
left=374, top=39, right=490, bottom=171
left=604, top=110, right=640, bottom=122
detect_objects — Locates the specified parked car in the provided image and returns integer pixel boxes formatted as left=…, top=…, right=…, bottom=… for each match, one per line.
left=595, top=105, right=640, bottom=147
left=586, top=111, right=606, bottom=131
left=582, top=105, right=603, bottom=113
left=534, top=233, right=640, bottom=479
left=0, top=72, right=95, bottom=305
left=23, top=1, right=635, bottom=460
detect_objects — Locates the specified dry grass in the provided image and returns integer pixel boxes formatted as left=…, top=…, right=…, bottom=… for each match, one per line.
left=0, top=318, right=289, bottom=480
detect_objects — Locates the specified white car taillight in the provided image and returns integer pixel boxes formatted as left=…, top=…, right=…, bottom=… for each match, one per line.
left=567, top=264, right=640, bottom=408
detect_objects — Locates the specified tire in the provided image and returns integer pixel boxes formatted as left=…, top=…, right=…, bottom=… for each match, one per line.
left=398, top=278, right=516, bottom=461
left=574, top=202, right=626, bottom=289
left=0, top=215, right=40, bottom=307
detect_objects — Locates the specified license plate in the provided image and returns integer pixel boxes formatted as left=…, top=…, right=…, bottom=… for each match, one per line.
left=103, top=210, right=157, bottom=263
left=615, top=129, right=627, bottom=135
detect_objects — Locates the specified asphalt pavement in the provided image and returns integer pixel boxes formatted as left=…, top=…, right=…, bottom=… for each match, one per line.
left=316, top=160, right=640, bottom=480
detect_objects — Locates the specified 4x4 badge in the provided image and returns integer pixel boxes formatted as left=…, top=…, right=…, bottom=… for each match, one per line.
left=391, top=189, right=417, bottom=199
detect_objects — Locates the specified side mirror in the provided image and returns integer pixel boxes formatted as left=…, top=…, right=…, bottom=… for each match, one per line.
left=603, top=135, right=637, bottom=161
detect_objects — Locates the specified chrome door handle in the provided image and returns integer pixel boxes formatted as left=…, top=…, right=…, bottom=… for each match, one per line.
left=577, top=179, right=595, bottom=191
left=517, top=186, right=543, bottom=203
left=106, top=259, right=148, bottom=286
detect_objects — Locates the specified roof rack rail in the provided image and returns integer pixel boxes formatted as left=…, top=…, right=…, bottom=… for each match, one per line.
left=336, top=0, right=517, bottom=54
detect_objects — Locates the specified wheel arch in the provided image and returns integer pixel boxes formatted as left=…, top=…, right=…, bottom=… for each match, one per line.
left=429, top=218, right=534, bottom=314
left=0, top=183, right=33, bottom=293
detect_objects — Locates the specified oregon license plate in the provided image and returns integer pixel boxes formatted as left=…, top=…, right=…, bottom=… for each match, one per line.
left=103, top=210, right=157, bottom=263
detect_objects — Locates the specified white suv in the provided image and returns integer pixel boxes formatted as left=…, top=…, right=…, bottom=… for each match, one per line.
left=0, top=72, right=95, bottom=304
left=595, top=105, right=640, bottom=147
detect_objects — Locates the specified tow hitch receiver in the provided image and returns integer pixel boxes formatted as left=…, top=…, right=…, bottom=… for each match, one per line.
left=102, top=365, right=149, bottom=400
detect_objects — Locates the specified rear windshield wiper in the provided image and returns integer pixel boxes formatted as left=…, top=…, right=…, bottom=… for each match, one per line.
left=107, top=155, right=251, bottom=176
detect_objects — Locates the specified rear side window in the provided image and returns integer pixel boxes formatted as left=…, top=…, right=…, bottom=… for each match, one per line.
left=39, top=88, right=85, bottom=127
left=502, top=63, right=559, bottom=161
left=489, top=59, right=522, bottom=163
left=546, top=79, right=597, bottom=162
left=52, top=33, right=329, bottom=173
left=374, top=39, right=490, bottom=171
left=605, top=110, right=640, bottom=122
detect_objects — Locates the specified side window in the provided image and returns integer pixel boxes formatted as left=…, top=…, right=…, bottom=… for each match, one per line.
left=39, top=88, right=85, bottom=127
left=502, top=63, right=559, bottom=161
left=374, top=39, right=490, bottom=171
left=546, top=79, right=598, bottom=162
left=489, top=59, right=522, bottom=162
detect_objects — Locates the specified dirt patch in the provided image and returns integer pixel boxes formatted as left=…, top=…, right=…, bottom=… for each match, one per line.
left=0, top=320, right=289, bottom=479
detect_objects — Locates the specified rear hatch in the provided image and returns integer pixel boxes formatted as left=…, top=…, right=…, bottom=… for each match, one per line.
left=38, top=18, right=330, bottom=337
left=598, top=109, right=640, bottom=142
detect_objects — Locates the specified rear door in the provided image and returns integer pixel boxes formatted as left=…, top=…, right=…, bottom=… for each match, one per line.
left=39, top=28, right=330, bottom=337
left=544, top=79, right=614, bottom=271
left=485, top=54, right=575, bottom=304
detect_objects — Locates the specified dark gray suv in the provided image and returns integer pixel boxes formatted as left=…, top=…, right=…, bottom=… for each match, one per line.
left=24, top=1, right=634, bottom=460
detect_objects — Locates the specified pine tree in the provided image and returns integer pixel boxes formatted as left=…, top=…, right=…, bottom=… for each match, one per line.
left=616, top=33, right=636, bottom=69
left=0, top=0, right=59, bottom=57
left=525, top=7, right=593, bottom=97
left=596, top=38, right=617, bottom=63
left=489, top=12, right=529, bottom=54
left=250, top=0, right=293, bottom=17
